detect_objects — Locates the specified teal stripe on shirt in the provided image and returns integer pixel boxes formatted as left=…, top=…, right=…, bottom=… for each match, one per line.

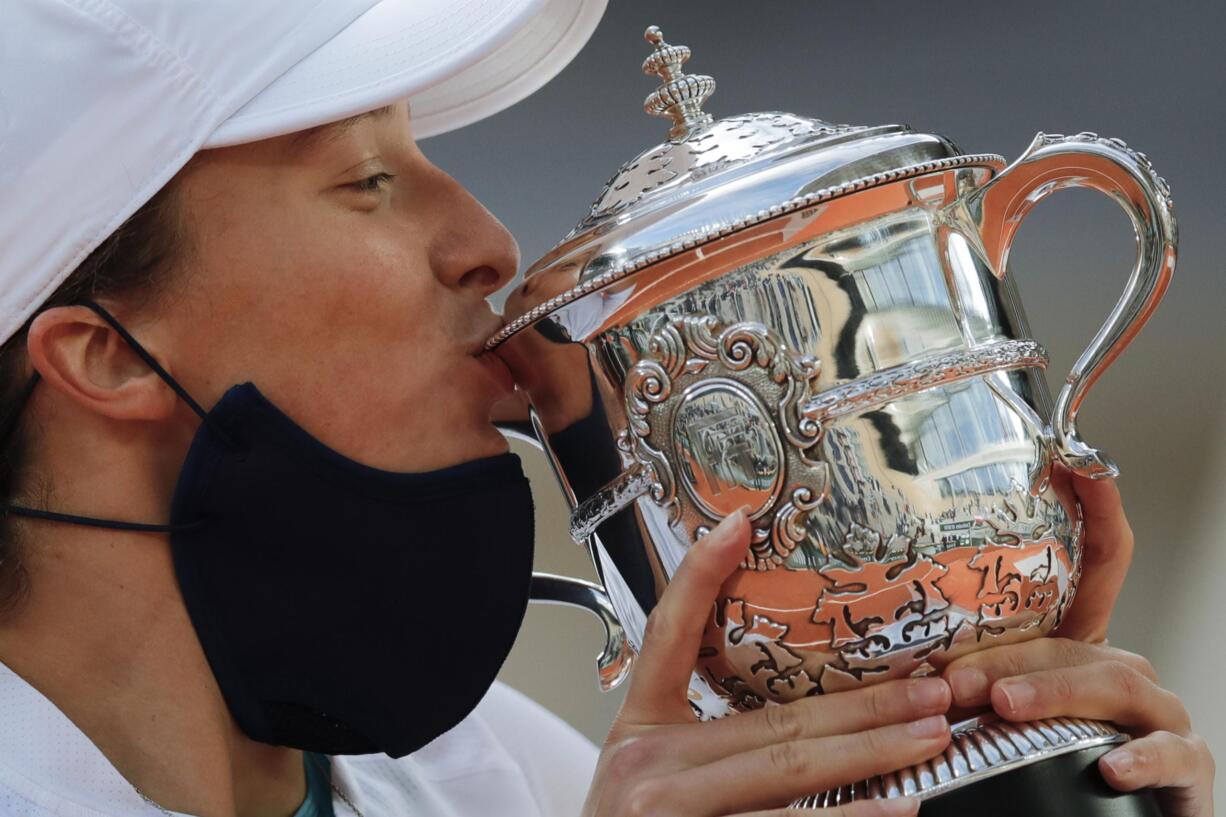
left=292, top=753, right=336, bottom=817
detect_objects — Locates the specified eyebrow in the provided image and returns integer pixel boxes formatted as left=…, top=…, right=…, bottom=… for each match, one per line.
left=286, top=104, right=400, bottom=154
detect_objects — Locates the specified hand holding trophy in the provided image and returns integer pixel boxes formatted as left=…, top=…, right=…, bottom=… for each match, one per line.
left=579, top=510, right=949, bottom=816
left=495, top=24, right=1183, bottom=815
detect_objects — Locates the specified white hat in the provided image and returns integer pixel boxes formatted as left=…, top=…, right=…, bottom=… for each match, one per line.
left=0, top=0, right=605, bottom=345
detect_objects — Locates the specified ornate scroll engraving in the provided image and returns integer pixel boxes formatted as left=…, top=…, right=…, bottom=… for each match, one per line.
left=765, top=487, right=823, bottom=569
left=611, top=324, right=1078, bottom=716
left=621, top=316, right=826, bottom=570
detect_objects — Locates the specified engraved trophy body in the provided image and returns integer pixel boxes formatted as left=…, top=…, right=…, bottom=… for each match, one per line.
left=504, top=26, right=1176, bottom=813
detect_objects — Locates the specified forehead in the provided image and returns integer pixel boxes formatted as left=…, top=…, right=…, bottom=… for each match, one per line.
left=285, top=104, right=406, bottom=154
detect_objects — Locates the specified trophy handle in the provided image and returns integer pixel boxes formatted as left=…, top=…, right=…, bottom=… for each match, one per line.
left=569, top=463, right=654, bottom=543
left=965, top=132, right=1177, bottom=478
left=497, top=421, right=635, bottom=692
left=529, top=572, right=634, bottom=692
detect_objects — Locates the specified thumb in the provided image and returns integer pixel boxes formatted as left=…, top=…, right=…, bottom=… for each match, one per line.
left=618, top=509, right=750, bottom=726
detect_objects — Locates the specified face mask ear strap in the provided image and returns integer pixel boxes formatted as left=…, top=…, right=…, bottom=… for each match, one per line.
left=79, top=300, right=239, bottom=449
left=0, top=302, right=229, bottom=533
left=0, top=504, right=206, bottom=533
left=79, top=300, right=208, bottom=420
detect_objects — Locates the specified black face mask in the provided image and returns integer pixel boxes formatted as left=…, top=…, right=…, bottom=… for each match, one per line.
left=3, top=302, right=535, bottom=758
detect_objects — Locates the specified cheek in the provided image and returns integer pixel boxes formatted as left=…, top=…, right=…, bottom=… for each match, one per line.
left=176, top=211, right=441, bottom=399
left=297, top=327, right=502, bottom=472
left=282, top=211, right=430, bottom=311
left=263, top=242, right=450, bottom=417
left=170, top=193, right=501, bottom=469
left=221, top=206, right=433, bottom=339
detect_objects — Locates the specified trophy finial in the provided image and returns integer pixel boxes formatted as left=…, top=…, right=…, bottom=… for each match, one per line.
left=641, top=25, right=715, bottom=140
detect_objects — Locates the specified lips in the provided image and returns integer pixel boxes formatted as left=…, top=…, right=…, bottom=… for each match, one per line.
left=463, top=309, right=517, bottom=395
left=474, top=349, right=516, bottom=394
left=465, top=311, right=507, bottom=355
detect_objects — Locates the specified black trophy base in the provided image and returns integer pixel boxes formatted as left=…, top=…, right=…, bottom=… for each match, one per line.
left=920, top=745, right=1162, bottom=817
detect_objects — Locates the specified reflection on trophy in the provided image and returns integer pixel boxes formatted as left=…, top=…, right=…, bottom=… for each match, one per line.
left=497, top=25, right=1176, bottom=814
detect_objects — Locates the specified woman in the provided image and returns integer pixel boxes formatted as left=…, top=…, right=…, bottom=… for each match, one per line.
left=0, top=1, right=1212, bottom=815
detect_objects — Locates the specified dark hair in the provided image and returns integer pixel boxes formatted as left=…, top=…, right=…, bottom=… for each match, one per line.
left=0, top=182, right=186, bottom=611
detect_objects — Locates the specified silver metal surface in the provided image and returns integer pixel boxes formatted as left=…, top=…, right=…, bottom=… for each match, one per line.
left=570, top=463, right=653, bottom=544
left=506, top=190, right=1086, bottom=702
left=803, top=339, right=1050, bottom=425
left=529, top=573, right=633, bottom=692
left=487, top=24, right=1011, bottom=352
left=493, top=21, right=1176, bottom=803
left=641, top=26, right=715, bottom=140
left=793, top=715, right=1126, bottom=806
left=487, top=151, right=1004, bottom=350
left=966, top=131, right=1176, bottom=477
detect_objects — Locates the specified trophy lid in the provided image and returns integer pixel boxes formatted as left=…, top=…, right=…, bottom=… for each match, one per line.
left=489, top=26, right=1004, bottom=349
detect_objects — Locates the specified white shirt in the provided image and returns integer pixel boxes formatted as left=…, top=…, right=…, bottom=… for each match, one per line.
left=0, top=663, right=598, bottom=816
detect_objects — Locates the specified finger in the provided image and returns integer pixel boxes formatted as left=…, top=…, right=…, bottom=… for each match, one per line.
left=1100, top=732, right=1215, bottom=817
left=630, top=717, right=950, bottom=815
left=620, top=509, right=751, bottom=724
left=655, top=677, right=951, bottom=768
left=1055, top=471, right=1133, bottom=643
left=989, top=662, right=1191, bottom=735
left=735, top=797, right=920, bottom=817
left=943, top=638, right=1157, bottom=709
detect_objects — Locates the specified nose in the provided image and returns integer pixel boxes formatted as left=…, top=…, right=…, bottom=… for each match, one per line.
left=427, top=168, right=520, bottom=298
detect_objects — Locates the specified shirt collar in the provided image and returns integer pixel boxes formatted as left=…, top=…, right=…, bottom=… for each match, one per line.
left=0, top=658, right=389, bottom=817
left=0, top=660, right=172, bottom=814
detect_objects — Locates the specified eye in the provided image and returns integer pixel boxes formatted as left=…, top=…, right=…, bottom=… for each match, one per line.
left=348, top=172, right=396, bottom=193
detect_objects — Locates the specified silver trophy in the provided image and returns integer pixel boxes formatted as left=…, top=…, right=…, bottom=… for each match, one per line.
left=503, top=26, right=1175, bottom=813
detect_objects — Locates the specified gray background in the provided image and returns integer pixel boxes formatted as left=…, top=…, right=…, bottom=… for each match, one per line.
left=426, top=0, right=1225, bottom=802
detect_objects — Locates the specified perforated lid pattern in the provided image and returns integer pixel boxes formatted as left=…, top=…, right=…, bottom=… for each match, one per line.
left=572, top=114, right=869, bottom=236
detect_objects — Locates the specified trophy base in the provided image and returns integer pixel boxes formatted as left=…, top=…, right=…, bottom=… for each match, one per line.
left=793, top=714, right=1159, bottom=815
left=917, top=743, right=1161, bottom=816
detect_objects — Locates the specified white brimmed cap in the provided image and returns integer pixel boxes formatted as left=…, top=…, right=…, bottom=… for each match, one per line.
left=0, top=0, right=605, bottom=345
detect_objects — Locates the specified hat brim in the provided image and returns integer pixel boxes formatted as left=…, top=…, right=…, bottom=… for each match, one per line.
left=206, top=0, right=605, bottom=148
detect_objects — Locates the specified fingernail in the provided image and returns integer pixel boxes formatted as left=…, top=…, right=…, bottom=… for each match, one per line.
left=701, top=511, right=741, bottom=541
left=906, top=677, right=950, bottom=710
left=719, top=508, right=748, bottom=529
left=708, top=508, right=751, bottom=549
left=873, top=796, right=921, bottom=816
left=948, top=667, right=988, bottom=705
left=907, top=715, right=948, bottom=739
left=996, top=679, right=1035, bottom=713
left=1101, top=748, right=1135, bottom=777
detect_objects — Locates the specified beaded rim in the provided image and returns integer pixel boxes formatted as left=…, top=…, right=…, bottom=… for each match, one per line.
left=486, top=152, right=1005, bottom=350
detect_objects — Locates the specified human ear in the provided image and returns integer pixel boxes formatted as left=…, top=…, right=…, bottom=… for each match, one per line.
left=25, top=306, right=177, bottom=422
